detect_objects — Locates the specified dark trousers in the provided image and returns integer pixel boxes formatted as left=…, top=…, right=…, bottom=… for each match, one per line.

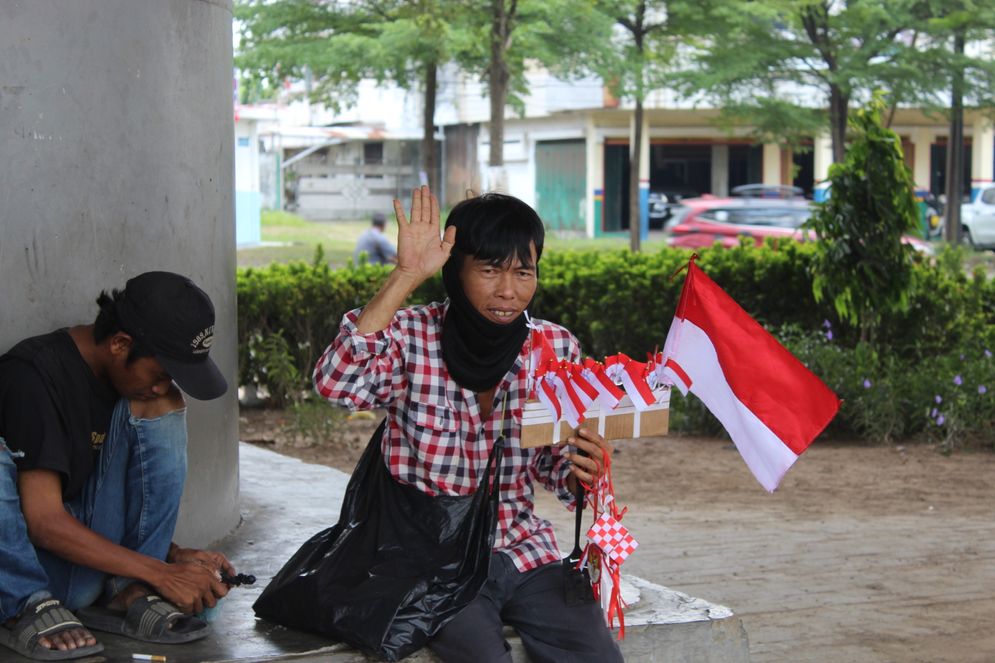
left=430, top=553, right=624, bottom=663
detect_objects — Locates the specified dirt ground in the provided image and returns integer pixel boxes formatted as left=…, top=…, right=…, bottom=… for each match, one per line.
left=240, top=408, right=995, bottom=663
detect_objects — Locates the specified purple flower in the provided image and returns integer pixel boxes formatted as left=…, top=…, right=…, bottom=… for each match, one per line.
left=980, top=385, right=988, bottom=395
left=825, top=330, right=834, bottom=341
left=823, top=319, right=832, bottom=329
left=953, top=375, right=963, bottom=386
left=935, top=394, right=943, bottom=404
left=936, top=414, right=946, bottom=426
left=960, top=353, right=966, bottom=361
left=985, top=349, right=992, bottom=359
left=862, top=379, right=872, bottom=389
left=930, top=408, right=938, bottom=418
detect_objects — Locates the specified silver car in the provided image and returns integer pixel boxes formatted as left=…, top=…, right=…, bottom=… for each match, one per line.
left=961, top=186, right=995, bottom=250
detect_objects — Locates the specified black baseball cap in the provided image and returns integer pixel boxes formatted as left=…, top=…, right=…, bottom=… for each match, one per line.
left=114, top=271, right=228, bottom=400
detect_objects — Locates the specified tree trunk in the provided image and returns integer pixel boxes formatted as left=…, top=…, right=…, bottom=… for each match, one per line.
left=828, top=85, right=849, bottom=163
left=488, top=0, right=511, bottom=190
left=629, top=99, right=643, bottom=252
left=422, top=61, right=438, bottom=193
left=944, top=32, right=965, bottom=245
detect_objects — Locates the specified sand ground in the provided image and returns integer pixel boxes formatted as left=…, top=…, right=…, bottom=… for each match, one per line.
left=241, top=409, right=995, bottom=663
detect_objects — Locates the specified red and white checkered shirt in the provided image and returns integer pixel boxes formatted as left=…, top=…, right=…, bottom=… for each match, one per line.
left=313, top=300, right=580, bottom=573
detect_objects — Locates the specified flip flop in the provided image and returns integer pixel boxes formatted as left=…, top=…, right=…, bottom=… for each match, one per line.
left=77, top=594, right=211, bottom=644
left=0, top=597, right=104, bottom=661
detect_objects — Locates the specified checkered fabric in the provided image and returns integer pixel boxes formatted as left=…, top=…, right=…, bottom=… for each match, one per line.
left=314, top=301, right=581, bottom=573
left=587, top=512, right=638, bottom=563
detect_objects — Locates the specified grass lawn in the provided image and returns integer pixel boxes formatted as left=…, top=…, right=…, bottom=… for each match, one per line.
left=237, top=209, right=672, bottom=269
left=238, top=210, right=995, bottom=275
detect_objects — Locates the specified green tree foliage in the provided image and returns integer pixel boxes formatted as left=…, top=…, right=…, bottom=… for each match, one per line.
left=235, top=0, right=607, bottom=188
left=586, top=0, right=689, bottom=251
left=441, top=0, right=607, bottom=180
left=682, top=0, right=995, bottom=163
left=903, top=1, right=995, bottom=243
left=235, top=0, right=458, bottom=190
left=807, top=95, right=920, bottom=340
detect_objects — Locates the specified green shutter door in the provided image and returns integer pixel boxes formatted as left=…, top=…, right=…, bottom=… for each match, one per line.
left=535, top=140, right=586, bottom=232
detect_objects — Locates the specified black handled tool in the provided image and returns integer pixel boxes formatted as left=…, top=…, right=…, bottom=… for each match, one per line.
left=221, top=571, right=257, bottom=587
left=562, top=450, right=593, bottom=605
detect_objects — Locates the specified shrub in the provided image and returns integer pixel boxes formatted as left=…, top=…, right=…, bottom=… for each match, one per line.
left=807, top=95, right=921, bottom=342
left=238, top=243, right=994, bottom=444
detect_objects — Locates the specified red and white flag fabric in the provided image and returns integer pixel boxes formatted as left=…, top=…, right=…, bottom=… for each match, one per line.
left=569, top=363, right=600, bottom=409
left=553, top=361, right=593, bottom=428
left=529, top=329, right=562, bottom=422
left=582, top=358, right=624, bottom=409
left=662, top=259, right=840, bottom=492
left=605, top=354, right=658, bottom=411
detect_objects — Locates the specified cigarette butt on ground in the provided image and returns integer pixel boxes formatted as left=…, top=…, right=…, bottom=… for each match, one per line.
left=132, top=655, right=167, bottom=662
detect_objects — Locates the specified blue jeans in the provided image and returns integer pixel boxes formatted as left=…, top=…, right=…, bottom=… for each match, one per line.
left=0, top=400, right=187, bottom=621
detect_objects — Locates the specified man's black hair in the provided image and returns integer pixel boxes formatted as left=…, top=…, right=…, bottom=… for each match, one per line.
left=93, top=289, right=156, bottom=364
left=444, top=193, right=545, bottom=268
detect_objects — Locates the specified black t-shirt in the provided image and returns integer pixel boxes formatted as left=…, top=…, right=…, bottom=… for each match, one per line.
left=0, top=330, right=118, bottom=500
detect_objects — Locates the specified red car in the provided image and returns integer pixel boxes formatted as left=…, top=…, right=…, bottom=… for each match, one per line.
left=665, top=196, right=933, bottom=253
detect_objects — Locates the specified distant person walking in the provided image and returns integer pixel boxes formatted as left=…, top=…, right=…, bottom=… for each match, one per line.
left=353, top=213, right=397, bottom=265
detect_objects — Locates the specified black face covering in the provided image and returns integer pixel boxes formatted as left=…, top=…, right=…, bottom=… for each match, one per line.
left=441, top=253, right=533, bottom=393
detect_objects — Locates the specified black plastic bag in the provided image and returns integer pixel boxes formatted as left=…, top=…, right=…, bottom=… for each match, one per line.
left=253, top=419, right=504, bottom=661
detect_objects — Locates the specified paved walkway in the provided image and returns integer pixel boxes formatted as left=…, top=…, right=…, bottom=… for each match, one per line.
left=81, top=443, right=350, bottom=662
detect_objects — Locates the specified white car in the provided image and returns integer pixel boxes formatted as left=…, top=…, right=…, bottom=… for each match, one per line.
left=961, top=185, right=995, bottom=250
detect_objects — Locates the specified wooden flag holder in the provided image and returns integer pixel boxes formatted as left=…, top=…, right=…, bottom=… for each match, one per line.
left=519, top=388, right=671, bottom=449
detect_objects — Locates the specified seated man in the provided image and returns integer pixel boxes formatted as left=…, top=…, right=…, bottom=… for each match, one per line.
left=314, top=187, right=623, bottom=662
left=353, top=212, right=398, bottom=265
left=0, top=271, right=233, bottom=661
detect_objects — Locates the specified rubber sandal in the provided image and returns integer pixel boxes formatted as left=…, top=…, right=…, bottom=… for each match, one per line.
left=0, top=597, right=104, bottom=661
left=77, top=594, right=211, bottom=644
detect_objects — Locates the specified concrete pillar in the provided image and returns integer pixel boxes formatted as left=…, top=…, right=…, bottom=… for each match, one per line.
left=762, top=143, right=781, bottom=186
left=0, top=1, right=238, bottom=546
left=812, top=135, right=833, bottom=202
left=970, top=118, right=994, bottom=200
left=585, top=116, right=602, bottom=238
left=910, top=128, right=933, bottom=194
left=711, top=144, right=729, bottom=197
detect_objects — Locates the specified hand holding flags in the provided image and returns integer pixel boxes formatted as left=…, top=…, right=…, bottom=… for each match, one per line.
left=526, top=259, right=838, bottom=493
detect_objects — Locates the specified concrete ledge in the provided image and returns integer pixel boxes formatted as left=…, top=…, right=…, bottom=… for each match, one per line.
left=207, top=575, right=748, bottom=663
left=167, top=444, right=747, bottom=663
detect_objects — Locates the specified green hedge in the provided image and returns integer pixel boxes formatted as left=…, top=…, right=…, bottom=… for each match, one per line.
left=237, top=243, right=994, bottom=442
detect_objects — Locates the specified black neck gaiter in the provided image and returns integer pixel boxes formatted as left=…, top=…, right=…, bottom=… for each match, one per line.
left=441, top=254, right=532, bottom=393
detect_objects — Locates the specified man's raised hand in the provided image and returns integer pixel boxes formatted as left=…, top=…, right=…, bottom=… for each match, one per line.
left=392, top=186, right=457, bottom=285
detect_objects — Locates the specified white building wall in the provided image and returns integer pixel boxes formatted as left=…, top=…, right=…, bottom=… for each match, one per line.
left=234, top=116, right=261, bottom=245
left=477, top=116, right=589, bottom=203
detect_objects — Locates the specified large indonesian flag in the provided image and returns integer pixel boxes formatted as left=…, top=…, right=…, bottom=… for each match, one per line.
left=662, top=260, right=840, bottom=492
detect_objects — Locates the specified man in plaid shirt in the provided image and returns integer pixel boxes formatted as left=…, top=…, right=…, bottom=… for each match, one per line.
left=313, top=187, right=622, bottom=662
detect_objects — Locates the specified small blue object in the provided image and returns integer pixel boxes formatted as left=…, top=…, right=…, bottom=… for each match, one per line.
left=197, top=600, right=223, bottom=623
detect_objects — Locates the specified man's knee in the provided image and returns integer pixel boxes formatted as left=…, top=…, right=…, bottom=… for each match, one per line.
left=129, top=384, right=185, bottom=420
left=430, top=596, right=511, bottom=663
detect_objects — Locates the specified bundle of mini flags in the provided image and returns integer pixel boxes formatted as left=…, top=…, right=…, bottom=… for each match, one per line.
left=527, top=327, right=653, bottom=634
left=527, top=329, right=666, bottom=428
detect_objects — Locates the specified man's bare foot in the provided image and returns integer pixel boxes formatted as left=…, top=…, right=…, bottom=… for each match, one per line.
left=3, top=599, right=98, bottom=653
left=36, top=624, right=97, bottom=652
left=105, top=582, right=152, bottom=612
